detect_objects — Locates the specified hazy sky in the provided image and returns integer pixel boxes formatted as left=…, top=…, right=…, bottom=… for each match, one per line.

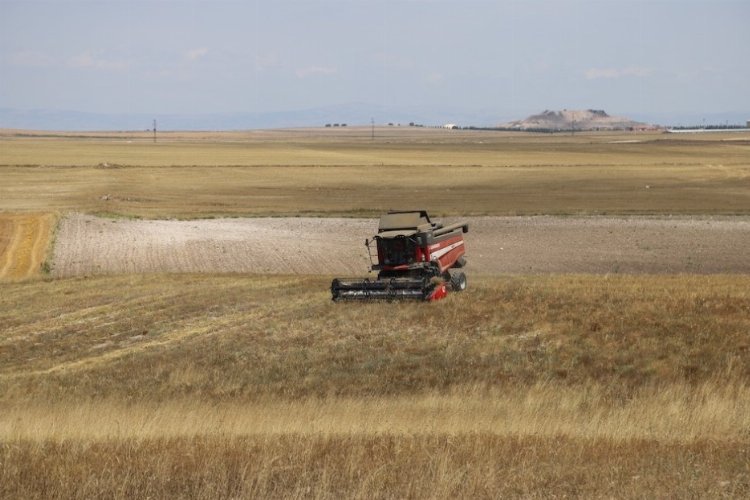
left=1, top=0, right=748, bottom=121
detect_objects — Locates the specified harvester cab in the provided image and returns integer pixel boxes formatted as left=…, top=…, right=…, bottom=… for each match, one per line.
left=331, top=211, right=468, bottom=301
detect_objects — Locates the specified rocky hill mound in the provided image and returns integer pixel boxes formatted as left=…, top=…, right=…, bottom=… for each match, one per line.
left=502, top=109, right=647, bottom=131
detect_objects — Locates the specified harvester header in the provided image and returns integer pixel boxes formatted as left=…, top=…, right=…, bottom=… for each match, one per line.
left=331, top=211, right=468, bottom=301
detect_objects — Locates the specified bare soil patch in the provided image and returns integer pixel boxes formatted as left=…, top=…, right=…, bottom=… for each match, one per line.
left=52, top=214, right=750, bottom=277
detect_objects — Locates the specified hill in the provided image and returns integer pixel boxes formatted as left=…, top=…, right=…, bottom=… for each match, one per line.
left=502, top=109, right=650, bottom=131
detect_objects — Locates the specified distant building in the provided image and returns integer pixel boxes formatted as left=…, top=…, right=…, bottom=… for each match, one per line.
left=443, top=123, right=458, bottom=129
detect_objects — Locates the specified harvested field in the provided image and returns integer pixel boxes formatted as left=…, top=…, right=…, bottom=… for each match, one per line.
left=0, top=212, right=55, bottom=281
left=51, top=213, right=750, bottom=277
left=1, top=129, right=749, bottom=218
left=3, top=128, right=750, bottom=497
left=1, top=274, right=749, bottom=497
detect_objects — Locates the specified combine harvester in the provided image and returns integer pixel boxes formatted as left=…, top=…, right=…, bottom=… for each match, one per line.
left=331, top=210, right=468, bottom=301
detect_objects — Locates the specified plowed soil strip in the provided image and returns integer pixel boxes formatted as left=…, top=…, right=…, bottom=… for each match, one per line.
left=51, top=214, right=750, bottom=277
left=0, top=213, right=54, bottom=281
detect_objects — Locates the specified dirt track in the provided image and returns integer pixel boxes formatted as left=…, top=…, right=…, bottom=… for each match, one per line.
left=51, top=214, right=750, bottom=277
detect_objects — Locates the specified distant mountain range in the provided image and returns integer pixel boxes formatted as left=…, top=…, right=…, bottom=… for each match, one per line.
left=0, top=105, right=747, bottom=131
left=0, top=104, right=509, bottom=131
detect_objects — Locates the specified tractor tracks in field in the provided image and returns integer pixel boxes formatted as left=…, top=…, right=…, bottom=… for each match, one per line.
left=0, top=307, right=269, bottom=380
left=0, top=275, right=308, bottom=380
left=51, top=213, right=750, bottom=277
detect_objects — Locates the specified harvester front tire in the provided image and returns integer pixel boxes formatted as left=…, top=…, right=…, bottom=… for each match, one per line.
left=450, top=271, right=467, bottom=292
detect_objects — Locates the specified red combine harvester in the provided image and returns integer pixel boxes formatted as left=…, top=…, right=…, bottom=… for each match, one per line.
left=331, top=210, right=469, bottom=301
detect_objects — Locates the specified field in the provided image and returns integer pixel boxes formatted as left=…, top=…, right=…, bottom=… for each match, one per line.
left=1, top=274, right=749, bottom=497
left=1, top=128, right=749, bottom=217
left=1, top=128, right=749, bottom=497
left=51, top=213, right=750, bottom=277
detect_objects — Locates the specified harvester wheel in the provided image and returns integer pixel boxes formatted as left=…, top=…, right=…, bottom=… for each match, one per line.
left=449, top=271, right=467, bottom=292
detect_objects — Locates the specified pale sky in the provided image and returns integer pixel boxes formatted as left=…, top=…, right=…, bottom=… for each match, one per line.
left=1, top=0, right=748, bottom=125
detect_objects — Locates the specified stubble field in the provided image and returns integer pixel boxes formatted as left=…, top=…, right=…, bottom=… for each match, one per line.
left=1, top=127, right=749, bottom=498
left=1, top=274, right=749, bottom=497
left=1, top=128, right=749, bottom=217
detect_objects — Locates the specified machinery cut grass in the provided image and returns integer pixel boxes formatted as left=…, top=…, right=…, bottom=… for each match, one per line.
left=2, top=274, right=749, bottom=400
left=1, top=274, right=749, bottom=497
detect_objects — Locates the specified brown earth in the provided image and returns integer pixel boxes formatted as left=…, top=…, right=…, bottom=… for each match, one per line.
left=51, top=213, right=750, bottom=277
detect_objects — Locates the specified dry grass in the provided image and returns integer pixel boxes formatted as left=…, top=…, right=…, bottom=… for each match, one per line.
left=2, top=435, right=748, bottom=499
left=1, top=274, right=748, bottom=401
left=1, top=129, right=749, bottom=217
left=3, top=383, right=750, bottom=442
left=1, top=274, right=749, bottom=496
left=0, top=212, right=56, bottom=281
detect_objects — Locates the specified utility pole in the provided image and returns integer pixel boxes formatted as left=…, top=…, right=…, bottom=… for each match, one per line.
left=371, top=117, right=375, bottom=140
left=153, top=119, right=157, bottom=143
